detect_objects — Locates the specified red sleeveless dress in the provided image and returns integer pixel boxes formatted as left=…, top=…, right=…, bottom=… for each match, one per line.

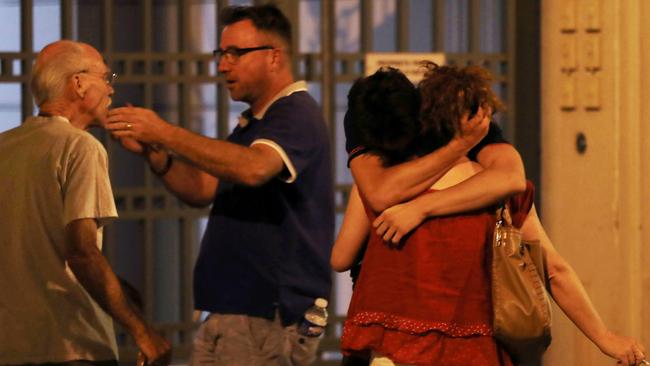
left=341, top=182, right=535, bottom=366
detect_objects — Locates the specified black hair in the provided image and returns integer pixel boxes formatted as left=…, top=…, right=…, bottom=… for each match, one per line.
left=220, top=4, right=292, bottom=52
left=346, top=67, right=421, bottom=166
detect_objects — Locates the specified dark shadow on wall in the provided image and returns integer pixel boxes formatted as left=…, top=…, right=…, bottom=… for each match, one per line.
left=513, top=1, right=541, bottom=212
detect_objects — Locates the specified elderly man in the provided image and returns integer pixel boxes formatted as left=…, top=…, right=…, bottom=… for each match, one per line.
left=107, top=4, right=333, bottom=366
left=0, top=40, right=170, bottom=366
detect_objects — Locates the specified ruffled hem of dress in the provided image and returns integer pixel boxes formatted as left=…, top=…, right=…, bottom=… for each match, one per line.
left=346, top=311, right=492, bottom=337
left=341, top=316, right=510, bottom=366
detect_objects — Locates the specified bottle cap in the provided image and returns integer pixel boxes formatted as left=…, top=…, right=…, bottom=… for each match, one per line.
left=315, top=298, right=328, bottom=308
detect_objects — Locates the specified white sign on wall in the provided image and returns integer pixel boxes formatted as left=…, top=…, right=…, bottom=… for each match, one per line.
left=365, top=53, right=446, bottom=84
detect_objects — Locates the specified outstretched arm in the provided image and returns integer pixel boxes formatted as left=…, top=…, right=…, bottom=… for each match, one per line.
left=65, top=219, right=171, bottom=364
left=330, top=184, right=370, bottom=272
left=115, top=138, right=218, bottom=207
left=520, top=205, right=647, bottom=366
left=147, top=147, right=218, bottom=207
left=107, top=107, right=285, bottom=187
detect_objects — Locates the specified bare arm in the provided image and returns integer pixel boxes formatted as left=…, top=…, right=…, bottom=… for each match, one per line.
left=413, top=143, right=526, bottom=216
left=350, top=141, right=464, bottom=213
left=372, top=143, right=526, bottom=243
left=115, top=138, right=217, bottom=207
left=65, top=219, right=171, bottom=364
left=108, top=107, right=285, bottom=187
left=159, top=126, right=284, bottom=186
left=147, top=148, right=218, bottom=207
left=330, top=184, right=370, bottom=272
left=520, top=206, right=647, bottom=365
left=350, top=110, right=490, bottom=213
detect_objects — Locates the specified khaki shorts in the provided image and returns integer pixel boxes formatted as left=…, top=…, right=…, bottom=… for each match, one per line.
left=189, top=312, right=322, bottom=366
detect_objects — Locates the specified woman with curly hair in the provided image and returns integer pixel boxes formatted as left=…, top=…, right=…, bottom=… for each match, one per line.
left=334, top=63, right=646, bottom=366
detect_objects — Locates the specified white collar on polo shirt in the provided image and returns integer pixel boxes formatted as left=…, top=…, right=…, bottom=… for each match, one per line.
left=238, top=80, right=308, bottom=128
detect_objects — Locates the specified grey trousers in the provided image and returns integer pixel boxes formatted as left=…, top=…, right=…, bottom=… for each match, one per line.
left=189, top=313, right=322, bottom=366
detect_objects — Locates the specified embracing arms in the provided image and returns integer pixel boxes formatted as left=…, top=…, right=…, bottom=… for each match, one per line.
left=370, top=142, right=526, bottom=243
left=349, top=110, right=491, bottom=213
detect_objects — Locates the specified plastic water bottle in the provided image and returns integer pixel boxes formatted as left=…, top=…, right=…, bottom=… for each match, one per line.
left=298, top=298, right=328, bottom=337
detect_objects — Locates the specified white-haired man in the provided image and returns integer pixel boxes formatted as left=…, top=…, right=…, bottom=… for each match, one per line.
left=0, top=40, right=170, bottom=366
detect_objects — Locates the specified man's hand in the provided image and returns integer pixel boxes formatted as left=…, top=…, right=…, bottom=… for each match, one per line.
left=373, top=197, right=428, bottom=245
left=106, top=107, right=172, bottom=145
left=111, top=130, right=171, bottom=175
left=454, top=106, right=491, bottom=151
left=118, top=137, right=146, bottom=154
left=134, top=325, right=172, bottom=366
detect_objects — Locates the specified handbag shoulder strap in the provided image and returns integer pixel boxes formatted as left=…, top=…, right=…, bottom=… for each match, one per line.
left=495, top=203, right=514, bottom=227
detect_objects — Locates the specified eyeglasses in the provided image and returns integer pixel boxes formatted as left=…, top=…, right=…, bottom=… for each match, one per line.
left=212, top=46, right=274, bottom=65
left=80, top=70, right=117, bottom=85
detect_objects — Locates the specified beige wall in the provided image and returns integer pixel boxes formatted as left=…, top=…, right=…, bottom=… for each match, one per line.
left=541, top=0, right=649, bottom=364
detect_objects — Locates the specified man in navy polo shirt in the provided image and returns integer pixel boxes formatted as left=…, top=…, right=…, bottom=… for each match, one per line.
left=107, top=4, right=333, bottom=366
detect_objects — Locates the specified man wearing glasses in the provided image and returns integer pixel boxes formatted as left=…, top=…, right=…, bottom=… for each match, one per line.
left=0, top=40, right=170, bottom=366
left=107, top=4, right=333, bottom=366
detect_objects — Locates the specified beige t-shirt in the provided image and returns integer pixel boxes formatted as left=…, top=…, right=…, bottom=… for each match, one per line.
left=0, top=116, right=119, bottom=363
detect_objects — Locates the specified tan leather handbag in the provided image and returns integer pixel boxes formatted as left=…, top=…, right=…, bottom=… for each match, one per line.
left=491, top=204, right=552, bottom=365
